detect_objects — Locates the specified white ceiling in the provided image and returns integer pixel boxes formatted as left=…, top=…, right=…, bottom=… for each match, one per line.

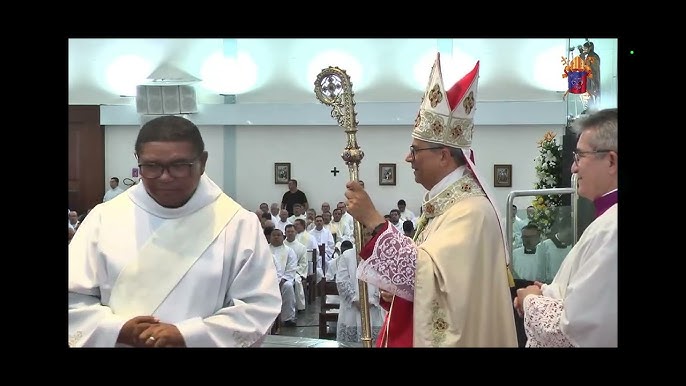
left=69, top=38, right=614, bottom=106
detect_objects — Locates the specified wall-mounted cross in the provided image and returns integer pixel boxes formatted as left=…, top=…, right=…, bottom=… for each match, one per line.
left=330, top=167, right=340, bottom=176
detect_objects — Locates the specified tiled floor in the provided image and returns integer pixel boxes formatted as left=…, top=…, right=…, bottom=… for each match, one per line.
left=277, top=297, right=332, bottom=340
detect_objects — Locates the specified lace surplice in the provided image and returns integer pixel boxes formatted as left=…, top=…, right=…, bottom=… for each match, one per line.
left=523, top=295, right=574, bottom=347
left=356, top=224, right=416, bottom=301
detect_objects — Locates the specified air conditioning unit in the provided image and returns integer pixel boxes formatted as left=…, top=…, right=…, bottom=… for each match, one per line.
left=136, top=85, right=198, bottom=115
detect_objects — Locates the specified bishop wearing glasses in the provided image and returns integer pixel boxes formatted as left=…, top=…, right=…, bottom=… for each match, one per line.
left=344, top=53, right=517, bottom=347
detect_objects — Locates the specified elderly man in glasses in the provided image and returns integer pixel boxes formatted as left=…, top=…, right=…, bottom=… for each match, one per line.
left=68, top=115, right=282, bottom=348
left=344, top=53, right=517, bottom=347
left=515, top=108, right=618, bottom=347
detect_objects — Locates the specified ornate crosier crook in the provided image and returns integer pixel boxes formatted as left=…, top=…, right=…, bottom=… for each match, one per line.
left=314, top=67, right=372, bottom=348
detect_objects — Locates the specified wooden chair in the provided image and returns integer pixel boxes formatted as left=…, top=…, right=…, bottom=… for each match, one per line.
left=318, top=245, right=340, bottom=339
left=304, top=249, right=318, bottom=304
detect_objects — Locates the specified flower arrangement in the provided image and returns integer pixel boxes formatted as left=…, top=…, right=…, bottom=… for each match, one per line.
left=532, top=131, right=563, bottom=237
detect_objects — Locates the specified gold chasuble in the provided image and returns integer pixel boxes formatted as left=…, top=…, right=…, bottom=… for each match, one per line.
left=358, top=172, right=517, bottom=347
left=412, top=173, right=517, bottom=346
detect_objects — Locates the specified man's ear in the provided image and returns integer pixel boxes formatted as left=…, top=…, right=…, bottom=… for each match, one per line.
left=199, top=151, right=209, bottom=172
left=608, top=151, right=618, bottom=174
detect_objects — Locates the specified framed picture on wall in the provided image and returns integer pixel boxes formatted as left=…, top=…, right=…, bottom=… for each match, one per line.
left=275, top=162, right=291, bottom=184
left=494, top=164, right=512, bottom=187
left=379, top=163, right=396, bottom=186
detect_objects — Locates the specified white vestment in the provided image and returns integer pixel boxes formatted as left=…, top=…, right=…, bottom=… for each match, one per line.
left=103, top=187, right=125, bottom=202
left=297, top=230, right=322, bottom=282
left=270, top=244, right=298, bottom=322
left=288, top=214, right=307, bottom=224
left=68, top=174, right=282, bottom=348
left=511, top=246, right=545, bottom=282
left=274, top=219, right=291, bottom=233
left=524, top=204, right=617, bottom=347
left=309, top=227, right=335, bottom=262
left=284, top=239, right=308, bottom=310
left=323, top=222, right=340, bottom=243
left=336, top=248, right=386, bottom=343
left=537, top=239, right=572, bottom=284
left=399, top=209, right=417, bottom=225
left=340, top=212, right=355, bottom=238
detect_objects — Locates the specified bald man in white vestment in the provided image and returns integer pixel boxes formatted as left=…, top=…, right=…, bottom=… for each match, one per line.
left=269, top=228, right=298, bottom=326
left=68, top=116, right=281, bottom=348
left=283, top=224, right=309, bottom=311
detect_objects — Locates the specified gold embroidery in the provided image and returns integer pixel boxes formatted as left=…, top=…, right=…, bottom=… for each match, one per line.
left=421, top=173, right=484, bottom=220
left=430, top=301, right=448, bottom=346
left=431, top=119, right=443, bottom=136
left=429, top=84, right=443, bottom=108
left=463, top=91, right=475, bottom=115
left=451, top=124, right=463, bottom=139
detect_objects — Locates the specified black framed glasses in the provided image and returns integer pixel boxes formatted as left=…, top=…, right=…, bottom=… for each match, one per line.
left=409, top=145, right=444, bottom=161
left=138, top=158, right=199, bottom=179
left=572, top=149, right=612, bottom=165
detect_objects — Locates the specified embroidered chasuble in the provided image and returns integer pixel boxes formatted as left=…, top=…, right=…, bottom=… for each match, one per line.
left=358, top=172, right=517, bottom=347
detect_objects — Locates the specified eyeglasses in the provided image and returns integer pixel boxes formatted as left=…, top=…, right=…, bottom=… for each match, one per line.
left=572, top=149, right=612, bottom=165
left=138, top=158, right=199, bottom=179
left=409, top=145, right=444, bottom=161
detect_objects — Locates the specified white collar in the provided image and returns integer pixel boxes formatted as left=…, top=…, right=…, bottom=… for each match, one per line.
left=127, top=174, right=221, bottom=219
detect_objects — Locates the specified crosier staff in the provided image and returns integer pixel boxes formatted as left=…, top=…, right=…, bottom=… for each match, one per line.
left=314, top=67, right=372, bottom=348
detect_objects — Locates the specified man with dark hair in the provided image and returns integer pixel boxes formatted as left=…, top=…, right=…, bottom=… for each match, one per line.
left=402, top=220, right=414, bottom=238
left=397, top=199, right=416, bottom=225
left=281, top=179, right=308, bottom=216
left=103, top=176, right=125, bottom=202
left=69, top=115, right=282, bottom=348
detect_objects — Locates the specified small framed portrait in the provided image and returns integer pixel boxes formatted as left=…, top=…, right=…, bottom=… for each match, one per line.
left=274, top=162, right=291, bottom=184
left=494, top=164, right=512, bottom=187
left=379, top=163, right=396, bottom=186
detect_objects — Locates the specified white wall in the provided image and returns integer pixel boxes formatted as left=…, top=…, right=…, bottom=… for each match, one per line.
left=104, top=123, right=566, bottom=217
left=473, top=125, right=567, bottom=215
left=229, top=124, right=568, bottom=217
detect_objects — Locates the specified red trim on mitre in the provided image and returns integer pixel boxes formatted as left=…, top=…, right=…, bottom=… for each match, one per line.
left=446, top=61, right=480, bottom=111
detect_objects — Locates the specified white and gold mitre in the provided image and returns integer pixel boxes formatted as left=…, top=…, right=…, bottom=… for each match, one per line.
left=412, top=53, right=480, bottom=150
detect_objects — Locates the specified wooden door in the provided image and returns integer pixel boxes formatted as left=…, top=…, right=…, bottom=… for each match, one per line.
left=68, top=105, right=104, bottom=214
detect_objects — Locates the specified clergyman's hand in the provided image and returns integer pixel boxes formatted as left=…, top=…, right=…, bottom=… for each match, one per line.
left=379, top=290, right=393, bottom=303
left=117, top=316, right=159, bottom=346
left=139, top=322, right=187, bottom=348
left=515, top=285, right=543, bottom=317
